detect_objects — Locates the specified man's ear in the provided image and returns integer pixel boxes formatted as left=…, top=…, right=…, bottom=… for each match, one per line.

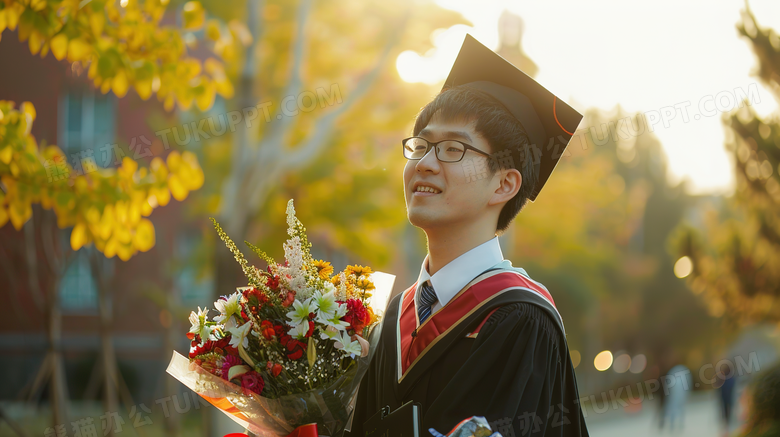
left=488, top=168, right=522, bottom=206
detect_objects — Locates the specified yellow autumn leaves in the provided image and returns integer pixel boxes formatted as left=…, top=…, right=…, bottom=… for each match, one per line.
left=1, top=0, right=237, bottom=112
left=0, top=101, right=204, bottom=261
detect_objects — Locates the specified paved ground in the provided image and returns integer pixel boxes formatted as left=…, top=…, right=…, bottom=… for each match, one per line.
left=586, top=390, right=744, bottom=437
left=0, top=388, right=748, bottom=437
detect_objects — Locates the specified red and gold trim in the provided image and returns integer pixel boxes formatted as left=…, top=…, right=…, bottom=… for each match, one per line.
left=464, top=307, right=500, bottom=338
left=396, top=269, right=559, bottom=382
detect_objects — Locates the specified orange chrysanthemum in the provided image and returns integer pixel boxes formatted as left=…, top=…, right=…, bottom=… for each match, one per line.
left=346, top=264, right=373, bottom=278
left=312, top=259, right=334, bottom=280
left=355, top=278, right=375, bottom=291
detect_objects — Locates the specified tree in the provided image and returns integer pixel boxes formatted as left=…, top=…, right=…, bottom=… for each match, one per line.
left=673, top=7, right=780, bottom=325
left=1, top=0, right=217, bottom=429
left=0, top=0, right=233, bottom=110
left=510, top=106, right=717, bottom=392
left=0, top=98, right=203, bottom=432
left=156, top=0, right=466, bottom=297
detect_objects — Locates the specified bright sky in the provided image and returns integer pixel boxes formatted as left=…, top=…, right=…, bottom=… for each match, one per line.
left=395, top=0, right=780, bottom=195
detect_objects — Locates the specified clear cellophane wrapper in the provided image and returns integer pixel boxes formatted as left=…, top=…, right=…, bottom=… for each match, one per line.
left=167, top=320, right=382, bottom=437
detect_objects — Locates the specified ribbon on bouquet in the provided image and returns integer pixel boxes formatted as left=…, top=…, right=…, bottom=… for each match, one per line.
left=223, top=423, right=319, bottom=437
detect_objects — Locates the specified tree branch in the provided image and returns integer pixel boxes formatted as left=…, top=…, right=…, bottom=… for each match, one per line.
left=245, top=27, right=404, bottom=212
left=282, top=28, right=401, bottom=171
left=265, top=0, right=313, bottom=141
left=220, top=0, right=264, bottom=234
left=23, top=213, right=46, bottom=313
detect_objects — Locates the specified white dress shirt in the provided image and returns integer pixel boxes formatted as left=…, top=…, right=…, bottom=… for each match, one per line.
left=415, top=236, right=510, bottom=315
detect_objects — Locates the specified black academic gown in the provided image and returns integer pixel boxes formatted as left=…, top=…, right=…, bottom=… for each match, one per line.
left=346, top=270, right=589, bottom=437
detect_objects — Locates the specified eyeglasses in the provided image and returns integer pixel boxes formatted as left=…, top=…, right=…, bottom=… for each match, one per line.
left=402, top=137, right=492, bottom=163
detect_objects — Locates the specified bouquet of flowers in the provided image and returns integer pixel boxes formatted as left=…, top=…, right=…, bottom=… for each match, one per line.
left=167, top=199, right=393, bottom=437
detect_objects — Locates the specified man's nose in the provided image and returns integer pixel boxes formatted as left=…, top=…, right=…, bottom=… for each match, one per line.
left=416, top=146, right=440, bottom=172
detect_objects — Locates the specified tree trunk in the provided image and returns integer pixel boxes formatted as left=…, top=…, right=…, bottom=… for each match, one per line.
left=96, top=256, right=119, bottom=437
left=25, top=212, right=70, bottom=428
left=47, top=284, right=69, bottom=428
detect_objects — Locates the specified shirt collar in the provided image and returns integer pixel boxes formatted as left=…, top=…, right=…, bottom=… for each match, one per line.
left=416, top=236, right=505, bottom=307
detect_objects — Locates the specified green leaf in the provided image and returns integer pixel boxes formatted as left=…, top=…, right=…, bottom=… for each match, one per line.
left=182, top=1, right=205, bottom=30
left=307, top=336, right=316, bottom=368
left=55, top=191, right=72, bottom=207
left=228, top=364, right=250, bottom=380
left=97, top=48, right=122, bottom=79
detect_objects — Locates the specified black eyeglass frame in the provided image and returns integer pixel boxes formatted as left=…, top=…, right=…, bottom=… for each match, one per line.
left=401, top=136, right=493, bottom=163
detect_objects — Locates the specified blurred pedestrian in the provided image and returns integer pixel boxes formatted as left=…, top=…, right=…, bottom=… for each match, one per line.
left=716, top=365, right=737, bottom=437
left=661, top=364, right=693, bottom=432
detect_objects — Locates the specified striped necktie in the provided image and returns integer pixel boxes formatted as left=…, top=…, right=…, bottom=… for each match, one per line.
left=417, top=280, right=438, bottom=323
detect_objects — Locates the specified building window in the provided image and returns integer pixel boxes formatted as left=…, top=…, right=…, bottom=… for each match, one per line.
left=59, top=249, right=99, bottom=313
left=58, top=87, right=116, bottom=169
left=177, top=234, right=214, bottom=305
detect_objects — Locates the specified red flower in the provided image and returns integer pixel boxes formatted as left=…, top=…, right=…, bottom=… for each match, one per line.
left=260, top=321, right=275, bottom=340
left=305, top=321, right=315, bottom=338
left=266, top=267, right=280, bottom=290
left=272, top=363, right=283, bottom=377
left=281, top=290, right=295, bottom=307
left=221, top=355, right=242, bottom=380
left=285, top=338, right=307, bottom=360
left=189, top=339, right=211, bottom=358
left=343, top=299, right=370, bottom=334
left=244, top=287, right=270, bottom=311
left=189, top=336, right=233, bottom=359
left=239, top=371, right=265, bottom=395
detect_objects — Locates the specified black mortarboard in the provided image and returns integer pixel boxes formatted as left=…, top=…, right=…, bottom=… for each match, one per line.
left=443, top=34, right=583, bottom=202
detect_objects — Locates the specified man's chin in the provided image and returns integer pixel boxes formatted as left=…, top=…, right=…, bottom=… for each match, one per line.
left=407, top=210, right=442, bottom=229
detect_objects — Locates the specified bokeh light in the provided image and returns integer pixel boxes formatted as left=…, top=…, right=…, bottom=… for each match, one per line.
left=630, top=354, right=648, bottom=374
left=594, top=350, right=613, bottom=371
left=674, top=256, right=693, bottom=278
left=570, top=350, right=581, bottom=369
left=613, top=353, right=631, bottom=373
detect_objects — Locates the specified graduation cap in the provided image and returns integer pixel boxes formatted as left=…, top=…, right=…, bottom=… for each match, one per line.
left=443, top=34, right=583, bottom=202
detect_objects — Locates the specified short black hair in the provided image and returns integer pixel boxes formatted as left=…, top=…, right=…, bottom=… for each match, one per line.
left=412, top=85, right=539, bottom=234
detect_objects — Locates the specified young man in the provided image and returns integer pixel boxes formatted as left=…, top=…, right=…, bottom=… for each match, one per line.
left=347, top=35, right=589, bottom=436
